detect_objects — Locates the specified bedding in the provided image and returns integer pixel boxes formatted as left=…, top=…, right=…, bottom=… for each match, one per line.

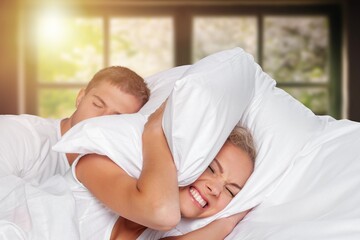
left=1, top=47, right=359, bottom=240
left=226, top=118, right=360, bottom=240
left=51, top=47, right=257, bottom=238
left=54, top=47, right=360, bottom=239
left=53, top=47, right=256, bottom=186
left=217, top=60, right=360, bottom=239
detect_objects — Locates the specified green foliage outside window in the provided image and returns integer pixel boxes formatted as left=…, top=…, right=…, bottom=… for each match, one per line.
left=38, top=88, right=78, bottom=119
left=264, top=17, right=329, bottom=84
left=34, top=14, right=332, bottom=118
left=37, top=18, right=103, bottom=84
left=36, top=17, right=103, bottom=118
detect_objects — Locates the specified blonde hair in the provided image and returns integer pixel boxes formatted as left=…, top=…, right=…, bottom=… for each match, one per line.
left=85, top=66, right=150, bottom=106
left=227, top=126, right=256, bottom=163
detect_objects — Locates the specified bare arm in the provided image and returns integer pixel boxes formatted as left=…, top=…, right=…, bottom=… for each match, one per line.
left=75, top=104, right=180, bottom=231
left=161, top=211, right=249, bottom=240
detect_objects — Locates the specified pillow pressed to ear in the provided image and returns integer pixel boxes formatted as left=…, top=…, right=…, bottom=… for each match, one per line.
left=54, top=48, right=257, bottom=187
left=163, top=47, right=256, bottom=185
left=53, top=48, right=259, bottom=239
left=139, top=65, right=190, bottom=117
left=223, top=63, right=327, bottom=212
left=53, top=66, right=190, bottom=179
left=171, top=50, right=329, bottom=237
left=54, top=113, right=146, bottom=179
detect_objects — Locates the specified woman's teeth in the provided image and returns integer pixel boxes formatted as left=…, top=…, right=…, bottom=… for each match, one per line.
left=190, top=187, right=207, bottom=208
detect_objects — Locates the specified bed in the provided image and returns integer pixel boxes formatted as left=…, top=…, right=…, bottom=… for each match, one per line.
left=54, top=48, right=360, bottom=239
left=1, top=48, right=360, bottom=239
left=143, top=49, right=360, bottom=239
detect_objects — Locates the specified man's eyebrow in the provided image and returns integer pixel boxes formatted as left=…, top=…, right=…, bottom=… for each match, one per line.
left=214, top=158, right=242, bottom=190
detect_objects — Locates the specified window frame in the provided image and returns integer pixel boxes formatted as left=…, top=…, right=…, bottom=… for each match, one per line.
left=22, top=2, right=342, bottom=118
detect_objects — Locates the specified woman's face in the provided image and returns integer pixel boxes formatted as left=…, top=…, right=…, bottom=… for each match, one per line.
left=179, top=141, right=254, bottom=219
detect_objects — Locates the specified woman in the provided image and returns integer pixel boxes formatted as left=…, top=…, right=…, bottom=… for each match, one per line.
left=0, top=105, right=255, bottom=239
left=74, top=104, right=256, bottom=239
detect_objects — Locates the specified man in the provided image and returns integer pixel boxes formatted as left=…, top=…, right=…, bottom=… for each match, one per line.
left=0, top=66, right=150, bottom=184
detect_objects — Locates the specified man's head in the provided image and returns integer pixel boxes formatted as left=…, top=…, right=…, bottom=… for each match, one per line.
left=62, top=66, right=150, bottom=133
left=179, top=126, right=256, bottom=219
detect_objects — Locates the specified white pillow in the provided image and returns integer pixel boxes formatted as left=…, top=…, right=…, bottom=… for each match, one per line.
left=139, top=65, right=190, bottom=117
left=225, top=118, right=360, bottom=240
left=54, top=47, right=327, bottom=238
left=54, top=47, right=331, bottom=239
left=163, top=47, right=256, bottom=185
left=54, top=113, right=146, bottom=179
left=53, top=47, right=256, bottom=187
left=53, top=66, right=189, bottom=179
left=172, top=54, right=329, bottom=235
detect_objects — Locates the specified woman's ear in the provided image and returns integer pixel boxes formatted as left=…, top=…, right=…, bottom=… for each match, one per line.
left=75, top=88, right=86, bottom=108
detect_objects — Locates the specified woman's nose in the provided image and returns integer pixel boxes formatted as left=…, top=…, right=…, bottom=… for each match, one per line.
left=206, top=178, right=224, bottom=197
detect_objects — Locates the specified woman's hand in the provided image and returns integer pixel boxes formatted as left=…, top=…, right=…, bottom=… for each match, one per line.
left=144, top=101, right=166, bottom=134
left=221, top=210, right=250, bottom=233
left=161, top=210, right=251, bottom=240
left=76, top=100, right=180, bottom=231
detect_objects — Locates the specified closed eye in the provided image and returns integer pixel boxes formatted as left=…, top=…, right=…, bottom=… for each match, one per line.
left=92, top=95, right=106, bottom=108
left=208, top=166, right=215, bottom=173
left=93, top=102, right=103, bottom=108
left=225, top=186, right=235, bottom=198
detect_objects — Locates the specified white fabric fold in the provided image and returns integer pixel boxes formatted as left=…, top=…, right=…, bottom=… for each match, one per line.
left=53, top=47, right=256, bottom=187
left=51, top=47, right=360, bottom=240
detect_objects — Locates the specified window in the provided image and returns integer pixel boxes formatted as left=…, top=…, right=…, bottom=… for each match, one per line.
left=109, top=17, right=174, bottom=77
left=23, top=3, right=341, bottom=119
left=263, top=16, right=329, bottom=115
left=192, top=16, right=257, bottom=62
left=25, top=7, right=174, bottom=118
left=36, top=17, right=103, bottom=118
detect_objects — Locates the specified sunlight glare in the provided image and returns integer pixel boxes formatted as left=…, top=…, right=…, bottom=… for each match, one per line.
left=37, top=10, right=66, bottom=43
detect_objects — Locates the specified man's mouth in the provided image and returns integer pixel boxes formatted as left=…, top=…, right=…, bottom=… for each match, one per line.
left=190, top=187, right=208, bottom=208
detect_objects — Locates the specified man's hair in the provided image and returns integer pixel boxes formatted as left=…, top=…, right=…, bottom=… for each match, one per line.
left=227, top=126, right=256, bottom=163
left=85, top=66, right=150, bottom=106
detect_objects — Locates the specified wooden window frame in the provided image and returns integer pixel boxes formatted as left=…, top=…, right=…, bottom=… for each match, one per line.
left=22, top=2, right=342, bottom=118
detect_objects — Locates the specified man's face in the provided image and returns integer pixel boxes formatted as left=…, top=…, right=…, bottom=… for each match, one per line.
left=71, top=80, right=143, bottom=127
left=179, top=141, right=254, bottom=219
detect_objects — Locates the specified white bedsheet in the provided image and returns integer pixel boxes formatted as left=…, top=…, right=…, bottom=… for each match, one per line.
left=2, top=118, right=359, bottom=240
left=1, top=47, right=360, bottom=239
left=0, top=175, right=79, bottom=239
left=226, top=118, right=360, bottom=239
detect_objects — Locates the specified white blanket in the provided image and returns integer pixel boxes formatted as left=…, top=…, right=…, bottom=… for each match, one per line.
left=1, top=47, right=360, bottom=239
left=226, top=118, right=360, bottom=239
left=0, top=175, right=79, bottom=239
left=52, top=48, right=360, bottom=239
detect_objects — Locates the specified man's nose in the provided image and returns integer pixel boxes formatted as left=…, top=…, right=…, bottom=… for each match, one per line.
left=104, top=108, right=120, bottom=116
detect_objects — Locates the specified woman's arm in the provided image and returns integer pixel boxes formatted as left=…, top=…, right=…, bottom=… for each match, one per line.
left=75, top=104, right=180, bottom=231
left=161, top=211, right=249, bottom=240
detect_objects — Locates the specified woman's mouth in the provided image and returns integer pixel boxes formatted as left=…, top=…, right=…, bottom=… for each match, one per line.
left=189, top=187, right=208, bottom=208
